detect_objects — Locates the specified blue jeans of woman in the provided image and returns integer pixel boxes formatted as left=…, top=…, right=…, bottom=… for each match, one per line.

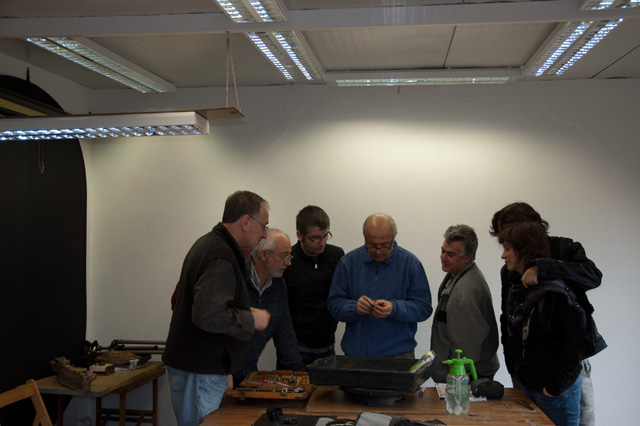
left=166, top=366, right=227, bottom=426
left=522, top=375, right=582, bottom=426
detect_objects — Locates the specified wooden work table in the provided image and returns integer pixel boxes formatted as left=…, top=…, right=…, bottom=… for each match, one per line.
left=36, top=361, right=165, bottom=426
left=203, top=386, right=553, bottom=426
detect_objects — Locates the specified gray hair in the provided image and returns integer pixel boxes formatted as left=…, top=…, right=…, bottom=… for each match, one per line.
left=362, top=213, right=398, bottom=236
left=251, top=228, right=288, bottom=260
left=444, top=224, right=478, bottom=259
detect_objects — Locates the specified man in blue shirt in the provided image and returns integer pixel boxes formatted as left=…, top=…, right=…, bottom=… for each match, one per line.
left=327, top=213, right=432, bottom=358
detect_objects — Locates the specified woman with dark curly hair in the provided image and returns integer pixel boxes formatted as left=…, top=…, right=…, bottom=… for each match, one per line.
left=499, top=221, right=588, bottom=426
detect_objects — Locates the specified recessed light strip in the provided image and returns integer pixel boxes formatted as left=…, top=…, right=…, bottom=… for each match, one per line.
left=526, top=17, right=623, bottom=77
left=50, top=37, right=175, bottom=93
left=247, top=33, right=293, bottom=79
left=27, top=37, right=155, bottom=93
left=26, top=37, right=175, bottom=93
left=525, top=0, right=629, bottom=78
left=247, top=31, right=322, bottom=81
left=215, top=0, right=287, bottom=23
left=328, top=77, right=516, bottom=87
left=555, top=19, right=623, bottom=75
left=528, top=22, right=593, bottom=77
left=580, top=0, right=639, bottom=10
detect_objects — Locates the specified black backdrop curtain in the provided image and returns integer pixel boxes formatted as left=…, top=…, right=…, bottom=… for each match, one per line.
left=0, top=76, right=87, bottom=424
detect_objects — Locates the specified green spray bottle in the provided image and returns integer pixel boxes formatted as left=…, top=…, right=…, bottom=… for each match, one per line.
left=443, top=349, right=477, bottom=415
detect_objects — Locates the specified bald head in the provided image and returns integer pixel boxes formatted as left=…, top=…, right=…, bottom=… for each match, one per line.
left=363, top=213, right=397, bottom=262
left=363, top=214, right=397, bottom=236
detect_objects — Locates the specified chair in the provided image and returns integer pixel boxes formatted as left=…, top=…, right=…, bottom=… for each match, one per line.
left=0, top=379, right=53, bottom=426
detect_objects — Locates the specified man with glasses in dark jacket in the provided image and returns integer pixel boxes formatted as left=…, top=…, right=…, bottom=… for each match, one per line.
left=283, top=206, right=344, bottom=366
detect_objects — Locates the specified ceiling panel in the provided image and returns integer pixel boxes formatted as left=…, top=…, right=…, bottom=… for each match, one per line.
left=447, top=23, right=556, bottom=68
left=0, top=0, right=639, bottom=95
left=95, top=33, right=289, bottom=88
left=0, top=0, right=217, bottom=17
left=305, top=27, right=455, bottom=71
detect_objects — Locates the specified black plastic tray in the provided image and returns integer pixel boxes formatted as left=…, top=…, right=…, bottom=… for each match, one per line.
left=306, top=355, right=430, bottom=392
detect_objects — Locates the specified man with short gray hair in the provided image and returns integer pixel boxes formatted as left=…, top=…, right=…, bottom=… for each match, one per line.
left=232, top=229, right=305, bottom=386
left=430, top=224, right=500, bottom=383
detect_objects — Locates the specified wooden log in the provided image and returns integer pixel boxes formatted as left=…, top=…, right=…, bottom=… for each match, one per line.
left=50, top=357, right=96, bottom=392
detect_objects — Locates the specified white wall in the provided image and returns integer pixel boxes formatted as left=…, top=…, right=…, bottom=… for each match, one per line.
left=82, top=80, right=639, bottom=426
left=4, top=56, right=638, bottom=425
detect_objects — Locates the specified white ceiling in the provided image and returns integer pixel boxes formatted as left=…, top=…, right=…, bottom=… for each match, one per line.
left=0, top=0, right=639, bottom=91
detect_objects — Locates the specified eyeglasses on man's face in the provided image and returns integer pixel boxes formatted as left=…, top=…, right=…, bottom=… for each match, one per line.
left=305, top=231, right=332, bottom=244
left=267, top=250, right=293, bottom=262
left=250, top=215, right=269, bottom=231
left=365, top=240, right=394, bottom=252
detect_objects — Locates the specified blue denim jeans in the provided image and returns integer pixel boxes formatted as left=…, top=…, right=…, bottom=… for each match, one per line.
left=522, top=375, right=582, bottom=426
left=166, top=366, right=227, bottom=426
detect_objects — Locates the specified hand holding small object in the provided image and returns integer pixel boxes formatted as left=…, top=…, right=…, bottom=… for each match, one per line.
left=372, top=299, right=393, bottom=318
left=357, top=295, right=375, bottom=315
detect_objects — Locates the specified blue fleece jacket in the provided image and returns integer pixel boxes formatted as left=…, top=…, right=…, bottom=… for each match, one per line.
left=327, top=242, right=432, bottom=357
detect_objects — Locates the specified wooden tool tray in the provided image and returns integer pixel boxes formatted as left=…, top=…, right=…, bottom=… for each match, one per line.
left=225, top=370, right=314, bottom=401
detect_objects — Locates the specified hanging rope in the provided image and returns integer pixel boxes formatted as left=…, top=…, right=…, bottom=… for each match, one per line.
left=38, top=142, right=45, bottom=174
left=225, top=32, right=241, bottom=112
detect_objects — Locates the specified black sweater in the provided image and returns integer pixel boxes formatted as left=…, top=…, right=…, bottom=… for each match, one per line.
left=282, top=242, right=344, bottom=349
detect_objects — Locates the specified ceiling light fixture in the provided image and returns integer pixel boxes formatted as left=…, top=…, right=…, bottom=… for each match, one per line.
left=26, top=37, right=176, bottom=93
left=214, top=0, right=288, bottom=23
left=215, top=1, right=320, bottom=82
left=580, top=0, right=639, bottom=10
left=247, top=31, right=323, bottom=81
left=524, top=1, right=628, bottom=78
left=326, top=69, right=519, bottom=87
left=0, top=108, right=242, bottom=141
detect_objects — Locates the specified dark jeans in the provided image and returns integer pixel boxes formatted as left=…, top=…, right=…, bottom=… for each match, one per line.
left=300, top=348, right=335, bottom=366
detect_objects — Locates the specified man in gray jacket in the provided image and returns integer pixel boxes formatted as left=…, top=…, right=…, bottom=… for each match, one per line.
left=430, top=224, right=500, bottom=383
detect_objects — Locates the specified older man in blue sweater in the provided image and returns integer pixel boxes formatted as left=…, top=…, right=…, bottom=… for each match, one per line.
left=327, top=213, right=432, bottom=358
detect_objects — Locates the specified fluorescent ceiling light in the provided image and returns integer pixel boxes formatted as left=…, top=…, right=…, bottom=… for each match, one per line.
left=215, top=0, right=288, bottom=23
left=524, top=1, right=626, bottom=78
left=326, top=69, right=519, bottom=87
left=247, top=31, right=323, bottom=81
left=329, top=77, right=516, bottom=87
left=0, top=108, right=242, bottom=141
left=580, top=0, right=639, bottom=10
left=26, top=37, right=176, bottom=93
left=216, top=1, right=319, bottom=82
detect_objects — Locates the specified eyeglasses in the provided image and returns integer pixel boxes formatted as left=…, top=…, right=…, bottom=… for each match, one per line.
left=365, top=240, right=394, bottom=252
left=249, top=215, right=269, bottom=231
left=305, top=231, right=332, bottom=243
left=267, top=250, right=293, bottom=262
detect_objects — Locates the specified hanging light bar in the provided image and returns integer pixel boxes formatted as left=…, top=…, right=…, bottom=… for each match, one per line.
left=0, top=108, right=242, bottom=141
left=26, top=37, right=176, bottom=93
left=214, top=0, right=288, bottom=23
